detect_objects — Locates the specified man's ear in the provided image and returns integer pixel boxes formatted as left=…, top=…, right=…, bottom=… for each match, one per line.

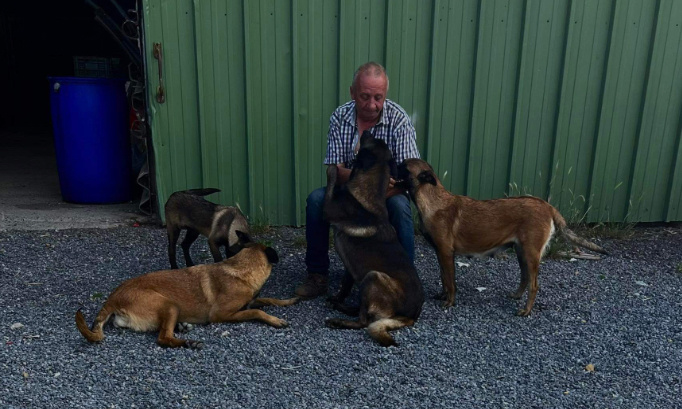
left=417, top=170, right=437, bottom=186
left=264, top=247, right=279, bottom=264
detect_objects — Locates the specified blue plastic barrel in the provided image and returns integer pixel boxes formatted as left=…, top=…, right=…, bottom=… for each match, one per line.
left=48, top=77, right=131, bottom=203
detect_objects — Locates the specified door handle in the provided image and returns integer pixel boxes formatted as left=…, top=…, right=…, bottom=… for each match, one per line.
left=153, top=42, right=165, bottom=103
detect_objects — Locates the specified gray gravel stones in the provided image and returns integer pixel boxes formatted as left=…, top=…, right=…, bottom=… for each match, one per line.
left=0, top=224, right=680, bottom=408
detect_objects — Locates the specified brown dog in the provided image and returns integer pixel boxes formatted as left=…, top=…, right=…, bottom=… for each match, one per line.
left=323, top=131, right=424, bottom=346
left=165, top=188, right=250, bottom=269
left=397, top=158, right=607, bottom=316
left=75, top=231, right=299, bottom=349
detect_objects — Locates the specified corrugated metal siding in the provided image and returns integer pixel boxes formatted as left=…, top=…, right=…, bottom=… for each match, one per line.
left=143, top=0, right=682, bottom=225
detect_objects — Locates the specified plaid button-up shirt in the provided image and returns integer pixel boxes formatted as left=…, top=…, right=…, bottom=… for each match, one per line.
left=324, top=99, right=420, bottom=169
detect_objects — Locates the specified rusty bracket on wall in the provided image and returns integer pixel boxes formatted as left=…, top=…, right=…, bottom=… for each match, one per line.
left=153, top=42, right=165, bottom=103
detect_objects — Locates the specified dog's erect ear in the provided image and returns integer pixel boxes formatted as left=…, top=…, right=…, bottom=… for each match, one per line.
left=264, top=247, right=279, bottom=264
left=235, top=230, right=252, bottom=243
left=417, top=170, right=437, bottom=186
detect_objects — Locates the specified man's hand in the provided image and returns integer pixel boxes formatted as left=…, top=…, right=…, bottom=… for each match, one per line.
left=386, top=178, right=405, bottom=198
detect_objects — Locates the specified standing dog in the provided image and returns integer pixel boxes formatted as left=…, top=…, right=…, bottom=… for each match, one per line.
left=165, top=188, right=250, bottom=269
left=323, top=131, right=424, bottom=347
left=75, top=231, right=298, bottom=349
left=397, top=158, right=607, bottom=316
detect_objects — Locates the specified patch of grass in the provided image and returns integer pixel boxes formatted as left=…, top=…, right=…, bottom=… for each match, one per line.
left=90, top=292, right=104, bottom=300
left=248, top=204, right=271, bottom=235
left=293, top=236, right=307, bottom=248
left=677, top=263, right=682, bottom=274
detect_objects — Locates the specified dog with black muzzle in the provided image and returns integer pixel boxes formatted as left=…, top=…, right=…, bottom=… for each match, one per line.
left=76, top=231, right=299, bottom=349
left=323, top=131, right=424, bottom=347
left=396, top=158, right=608, bottom=316
left=165, top=188, right=250, bottom=269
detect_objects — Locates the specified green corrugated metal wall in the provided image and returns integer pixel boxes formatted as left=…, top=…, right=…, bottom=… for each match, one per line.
left=143, top=0, right=682, bottom=225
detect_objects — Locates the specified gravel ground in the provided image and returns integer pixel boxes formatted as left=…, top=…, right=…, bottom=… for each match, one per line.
left=0, top=223, right=680, bottom=408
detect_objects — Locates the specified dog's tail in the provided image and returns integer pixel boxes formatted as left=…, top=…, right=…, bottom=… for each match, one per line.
left=367, top=316, right=415, bottom=347
left=182, top=188, right=221, bottom=196
left=75, top=304, right=114, bottom=343
left=552, top=208, right=608, bottom=255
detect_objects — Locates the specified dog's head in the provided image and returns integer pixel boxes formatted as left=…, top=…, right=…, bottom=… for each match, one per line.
left=236, top=230, right=279, bottom=265
left=396, top=159, right=439, bottom=197
left=353, top=131, right=393, bottom=172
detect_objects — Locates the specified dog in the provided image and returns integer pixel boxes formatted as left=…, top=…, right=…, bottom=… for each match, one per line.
left=165, top=188, right=250, bottom=269
left=396, top=158, right=608, bottom=316
left=75, top=231, right=299, bottom=349
left=322, top=131, right=424, bottom=347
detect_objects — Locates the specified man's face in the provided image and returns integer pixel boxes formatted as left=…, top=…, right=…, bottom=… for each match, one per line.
left=350, top=73, right=387, bottom=123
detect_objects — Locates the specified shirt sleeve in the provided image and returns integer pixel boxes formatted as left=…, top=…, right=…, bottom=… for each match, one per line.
left=391, top=116, right=420, bottom=164
left=324, top=111, right=342, bottom=165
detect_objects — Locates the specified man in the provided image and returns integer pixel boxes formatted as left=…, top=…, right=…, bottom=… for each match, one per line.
left=295, top=62, right=421, bottom=299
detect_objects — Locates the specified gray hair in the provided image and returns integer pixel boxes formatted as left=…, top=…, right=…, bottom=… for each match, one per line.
left=351, top=62, right=389, bottom=91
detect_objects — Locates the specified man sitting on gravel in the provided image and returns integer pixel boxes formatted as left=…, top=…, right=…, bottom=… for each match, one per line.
left=294, top=61, right=421, bottom=299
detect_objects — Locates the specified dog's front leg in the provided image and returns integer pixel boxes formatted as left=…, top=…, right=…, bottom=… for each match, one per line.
left=208, top=240, right=223, bottom=263
left=435, top=248, right=457, bottom=308
left=325, top=164, right=338, bottom=203
left=328, top=270, right=354, bottom=305
left=247, top=297, right=300, bottom=309
left=212, top=309, right=289, bottom=328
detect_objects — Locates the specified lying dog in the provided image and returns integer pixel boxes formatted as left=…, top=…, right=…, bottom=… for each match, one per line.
left=397, top=158, right=608, bottom=316
left=75, top=231, right=298, bottom=349
left=165, top=188, right=250, bottom=269
left=323, top=131, right=424, bottom=347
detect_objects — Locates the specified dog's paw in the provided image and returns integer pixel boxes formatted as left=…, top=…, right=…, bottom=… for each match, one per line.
left=273, top=319, right=289, bottom=328
left=185, top=340, right=204, bottom=350
left=440, top=299, right=454, bottom=309
left=325, top=318, right=343, bottom=329
left=515, top=309, right=531, bottom=317
left=434, top=290, right=448, bottom=301
left=176, top=322, right=194, bottom=333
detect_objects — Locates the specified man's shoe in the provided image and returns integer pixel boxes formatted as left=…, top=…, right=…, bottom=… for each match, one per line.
left=294, top=274, right=329, bottom=298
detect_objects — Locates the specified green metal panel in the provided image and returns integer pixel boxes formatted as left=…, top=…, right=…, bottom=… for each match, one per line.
left=426, top=0, right=478, bottom=194
left=194, top=0, right=250, bottom=214
left=468, top=0, right=524, bottom=199
left=509, top=0, right=570, bottom=200
left=629, top=0, right=682, bottom=222
left=549, top=0, right=614, bottom=222
left=293, top=0, right=342, bottom=224
left=144, top=0, right=202, bottom=222
left=143, top=0, right=682, bottom=225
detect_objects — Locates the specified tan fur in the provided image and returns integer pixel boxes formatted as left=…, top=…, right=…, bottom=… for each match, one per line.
left=399, top=158, right=607, bottom=316
left=75, top=241, right=298, bottom=349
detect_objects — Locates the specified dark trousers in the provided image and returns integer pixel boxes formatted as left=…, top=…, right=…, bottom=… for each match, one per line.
left=304, top=186, right=415, bottom=275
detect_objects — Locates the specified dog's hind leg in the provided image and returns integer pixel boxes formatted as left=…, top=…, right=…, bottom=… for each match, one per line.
left=325, top=318, right=367, bottom=329
left=510, top=243, right=529, bottom=299
left=181, top=229, right=200, bottom=266
left=516, top=248, right=541, bottom=317
left=367, top=317, right=414, bottom=347
left=167, top=225, right=181, bottom=269
left=156, top=306, right=203, bottom=349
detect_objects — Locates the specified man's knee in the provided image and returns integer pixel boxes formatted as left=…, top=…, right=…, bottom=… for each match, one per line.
left=387, top=194, right=412, bottom=220
left=306, top=187, right=326, bottom=213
